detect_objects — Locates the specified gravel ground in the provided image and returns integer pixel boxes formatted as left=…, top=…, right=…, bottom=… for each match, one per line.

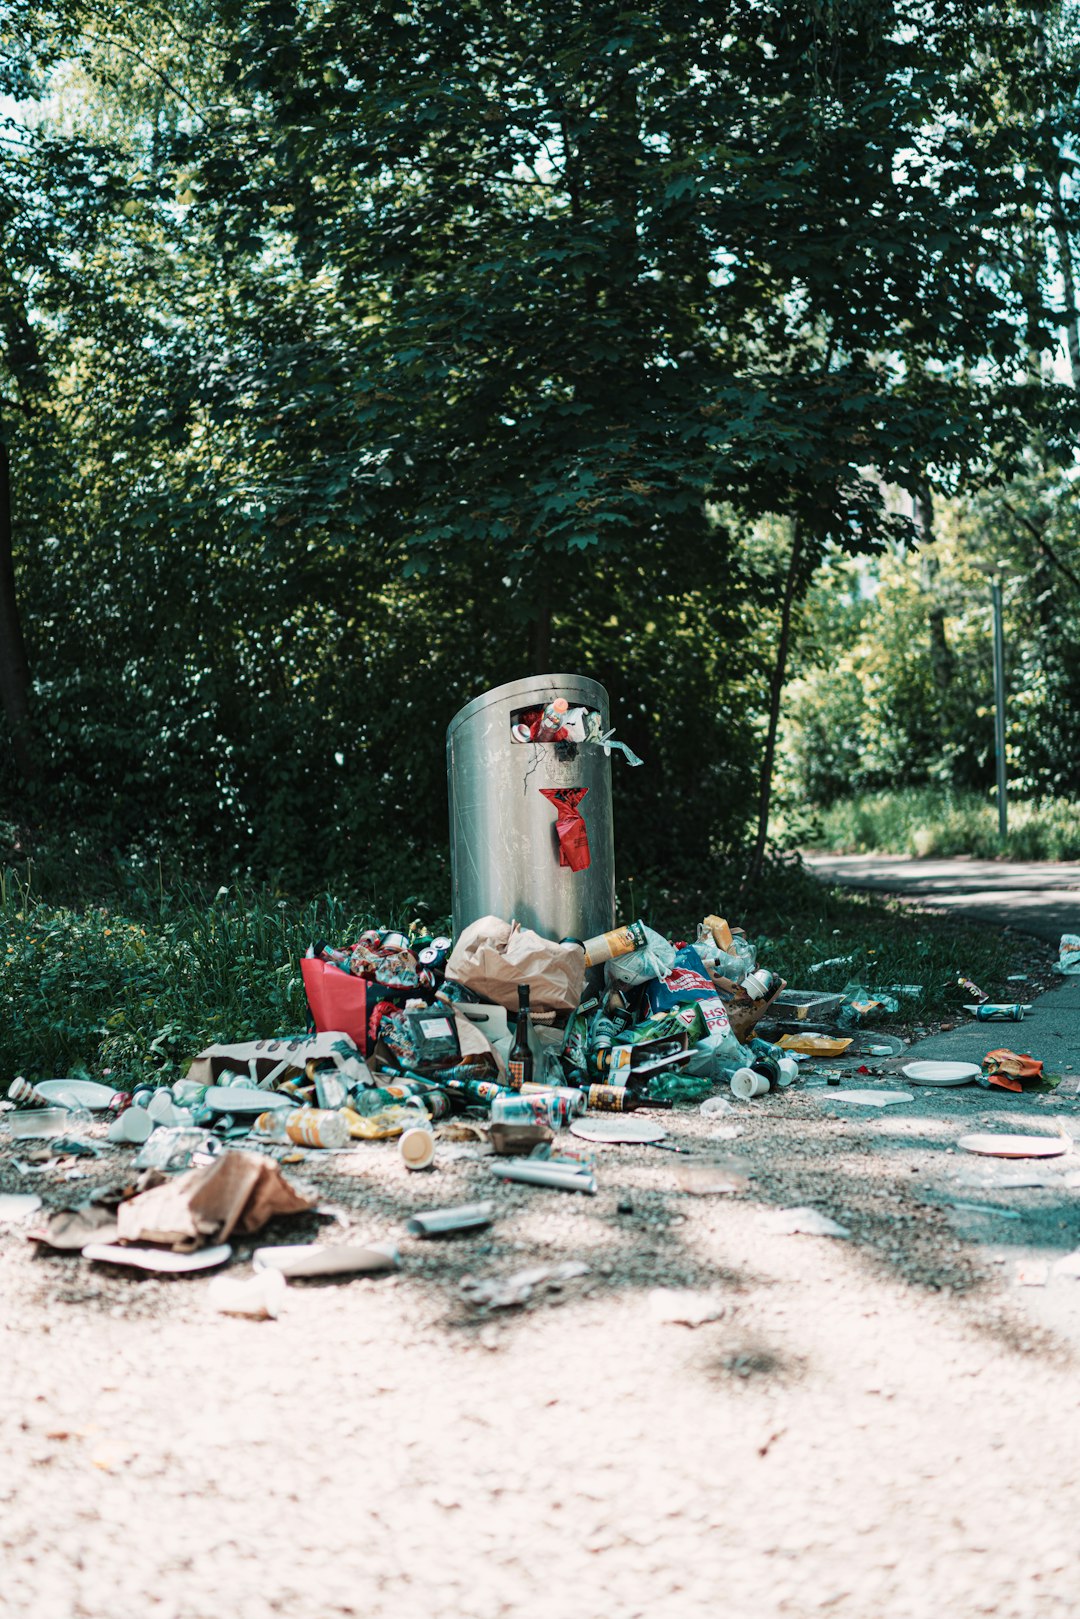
left=4, top=1047, right=1080, bottom=1619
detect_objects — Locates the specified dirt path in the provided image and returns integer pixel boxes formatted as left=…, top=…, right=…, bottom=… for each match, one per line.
left=4, top=1060, right=1080, bottom=1619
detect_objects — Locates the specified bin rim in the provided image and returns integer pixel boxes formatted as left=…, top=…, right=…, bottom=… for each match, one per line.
left=446, top=673, right=610, bottom=742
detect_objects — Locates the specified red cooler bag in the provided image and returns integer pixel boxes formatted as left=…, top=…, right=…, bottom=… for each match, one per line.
left=300, top=958, right=374, bottom=1052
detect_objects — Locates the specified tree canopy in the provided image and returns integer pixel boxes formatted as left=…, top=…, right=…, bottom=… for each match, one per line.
left=1, top=0, right=1078, bottom=895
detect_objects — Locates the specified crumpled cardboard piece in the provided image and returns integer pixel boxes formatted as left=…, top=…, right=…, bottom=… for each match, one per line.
left=445, top=916, right=585, bottom=1013
left=187, top=1034, right=365, bottom=1091
left=115, top=1150, right=317, bottom=1252
left=28, top=1170, right=168, bottom=1251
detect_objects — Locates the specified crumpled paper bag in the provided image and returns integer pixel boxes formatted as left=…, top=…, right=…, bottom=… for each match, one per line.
left=115, top=1150, right=317, bottom=1252
left=445, top=917, right=585, bottom=1013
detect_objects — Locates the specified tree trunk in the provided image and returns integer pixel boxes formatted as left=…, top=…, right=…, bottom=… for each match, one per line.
left=741, top=520, right=803, bottom=900
left=0, top=437, right=36, bottom=780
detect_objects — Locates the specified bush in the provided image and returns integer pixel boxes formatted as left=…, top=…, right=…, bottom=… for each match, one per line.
left=803, top=789, right=1080, bottom=861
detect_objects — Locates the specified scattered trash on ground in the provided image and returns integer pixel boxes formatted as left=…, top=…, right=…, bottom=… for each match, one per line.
left=760, top=1207, right=851, bottom=1238
left=460, top=1260, right=589, bottom=1310
left=648, top=1289, right=730, bottom=1326
left=0, top=723, right=1068, bottom=1321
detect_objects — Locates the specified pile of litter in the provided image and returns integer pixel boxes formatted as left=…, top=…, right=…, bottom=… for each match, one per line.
left=0, top=911, right=1066, bottom=1305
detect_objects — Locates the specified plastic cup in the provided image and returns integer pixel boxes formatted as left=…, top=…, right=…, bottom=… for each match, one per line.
left=730, top=1068, right=770, bottom=1099
left=107, top=1108, right=153, bottom=1144
left=400, top=1126, right=435, bottom=1171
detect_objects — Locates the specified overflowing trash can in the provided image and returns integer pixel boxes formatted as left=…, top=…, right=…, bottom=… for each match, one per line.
left=447, top=674, right=616, bottom=943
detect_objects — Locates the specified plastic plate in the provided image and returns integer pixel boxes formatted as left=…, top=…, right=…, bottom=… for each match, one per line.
left=957, top=1133, right=1068, bottom=1159
left=35, top=1078, right=117, bottom=1109
left=205, top=1086, right=294, bottom=1115
left=83, top=1242, right=234, bottom=1272
left=570, top=1116, right=667, bottom=1144
left=902, top=1061, right=981, bottom=1087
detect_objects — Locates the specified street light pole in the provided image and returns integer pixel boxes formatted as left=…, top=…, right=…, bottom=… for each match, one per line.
left=990, top=579, right=1007, bottom=841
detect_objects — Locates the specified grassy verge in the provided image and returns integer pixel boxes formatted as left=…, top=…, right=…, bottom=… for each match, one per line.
left=0, top=854, right=1049, bottom=1087
left=800, top=789, right=1080, bottom=861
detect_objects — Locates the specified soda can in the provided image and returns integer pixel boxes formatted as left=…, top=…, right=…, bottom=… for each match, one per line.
left=491, top=1092, right=562, bottom=1128
left=582, top=920, right=647, bottom=968
left=973, top=1004, right=1027, bottom=1021
left=380, top=930, right=410, bottom=953
left=521, top=1083, right=587, bottom=1117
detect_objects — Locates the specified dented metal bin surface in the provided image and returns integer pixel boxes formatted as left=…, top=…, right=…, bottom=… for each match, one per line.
left=447, top=674, right=616, bottom=942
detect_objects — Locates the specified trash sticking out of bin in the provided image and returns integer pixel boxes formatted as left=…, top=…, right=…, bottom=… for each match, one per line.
left=447, top=675, right=618, bottom=942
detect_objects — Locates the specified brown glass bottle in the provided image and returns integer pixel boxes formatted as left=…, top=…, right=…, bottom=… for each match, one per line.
left=587, top=1083, right=673, bottom=1112
left=508, top=984, right=534, bottom=1091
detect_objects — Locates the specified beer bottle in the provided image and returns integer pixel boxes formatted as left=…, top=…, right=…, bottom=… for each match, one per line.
left=508, top=984, right=534, bottom=1091
left=587, top=1084, right=673, bottom=1112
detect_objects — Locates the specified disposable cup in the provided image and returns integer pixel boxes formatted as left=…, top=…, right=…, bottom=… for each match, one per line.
left=730, top=1068, right=770, bottom=1100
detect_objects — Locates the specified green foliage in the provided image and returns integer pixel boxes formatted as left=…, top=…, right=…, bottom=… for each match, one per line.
left=780, top=466, right=1080, bottom=811
left=1, top=1, right=1078, bottom=891
left=0, top=867, right=417, bottom=1083
left=803, top=788, right=1080, bottom=861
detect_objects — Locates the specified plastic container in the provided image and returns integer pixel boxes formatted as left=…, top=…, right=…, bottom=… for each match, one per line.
left=7, top=1107, right=72, bottom=1138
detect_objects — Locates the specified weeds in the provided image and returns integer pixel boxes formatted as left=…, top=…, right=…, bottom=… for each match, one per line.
left=802, top=789, right=1080, bottom=862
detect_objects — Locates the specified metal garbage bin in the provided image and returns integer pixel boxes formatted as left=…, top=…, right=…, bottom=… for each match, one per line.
left=447, top=673, right=616, bottom=943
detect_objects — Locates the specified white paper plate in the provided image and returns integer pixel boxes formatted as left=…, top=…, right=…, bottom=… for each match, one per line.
left=902, top=1061, right=981, bottom=1087
left=957, top=1133, right=1069, bottom=1160
left=205, top=1086, right=294, bottom=1115
left=570, top=1115, right=667, bottom=1144
left=35, top=1078, right=117, bottom=1109
left=83, top=1242, right=234, bottom=1272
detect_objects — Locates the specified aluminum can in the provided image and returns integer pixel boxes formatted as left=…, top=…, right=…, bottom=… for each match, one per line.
left=582, top=920, right=647, bottom=968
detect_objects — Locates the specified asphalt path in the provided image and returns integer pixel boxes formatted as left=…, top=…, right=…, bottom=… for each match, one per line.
left=804, top=850, right=1080, bottom=1352
left=803, top=853, right=1080, bottom=944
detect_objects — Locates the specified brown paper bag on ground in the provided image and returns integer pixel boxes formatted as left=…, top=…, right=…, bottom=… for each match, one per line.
left=445, top=917, right=584, bottom=1013
left=115, top=1150, right=317, bottom=1251
left=727, top=978, right=787, bottom=1044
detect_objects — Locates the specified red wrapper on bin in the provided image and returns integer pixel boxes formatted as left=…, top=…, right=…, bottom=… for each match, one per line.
left=539, top=786, right=591, bottom=872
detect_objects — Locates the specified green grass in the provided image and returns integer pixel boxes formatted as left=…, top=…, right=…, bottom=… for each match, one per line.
left=0, top=852, right=1039, bottom=1087
left=0, top=866, right=444, bottom=1087
left=625, top=854, right=1038, bottom=1032
left=802, top=789, right=1080, bottom=862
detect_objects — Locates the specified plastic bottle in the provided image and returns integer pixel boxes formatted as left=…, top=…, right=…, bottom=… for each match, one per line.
left=532, top=698, right=569, bottom=741
left=252, top=1107, right=350, bottom=1148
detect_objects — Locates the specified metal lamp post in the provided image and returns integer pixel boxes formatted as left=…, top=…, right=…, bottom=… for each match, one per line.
left=990, top=579, right=1007, bottom=841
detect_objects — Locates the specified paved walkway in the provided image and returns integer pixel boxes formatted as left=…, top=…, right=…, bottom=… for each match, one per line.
left=804, top=851, right=1080, bottom=1354
left=803, top=853, right=1080, bottom=944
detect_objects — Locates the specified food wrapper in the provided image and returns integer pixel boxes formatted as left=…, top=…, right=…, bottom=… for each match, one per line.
left=776, top=1033, right=853, bottom=1056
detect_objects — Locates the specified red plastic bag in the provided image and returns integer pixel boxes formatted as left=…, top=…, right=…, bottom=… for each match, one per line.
left=539, top=786, right=591, bottom=872
left=300, top=958, right=374, bottom=1052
